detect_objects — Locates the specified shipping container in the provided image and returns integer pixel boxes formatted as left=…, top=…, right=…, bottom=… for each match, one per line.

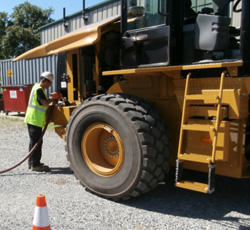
left=0, top=55, right=58, bottom=95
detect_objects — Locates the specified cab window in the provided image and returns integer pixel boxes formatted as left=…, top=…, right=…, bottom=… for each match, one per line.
left=127, top=0, right=166, bottom=31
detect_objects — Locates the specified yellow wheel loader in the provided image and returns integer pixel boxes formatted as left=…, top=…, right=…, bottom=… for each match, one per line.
left=15, top=0, right=250, bottom=200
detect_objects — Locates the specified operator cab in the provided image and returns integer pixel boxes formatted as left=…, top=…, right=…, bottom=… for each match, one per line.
left=122, top=0, right=170, bottom=68
left=182, top=0, right=241, bottom=65
left=121, top=0, right=245, bottom=69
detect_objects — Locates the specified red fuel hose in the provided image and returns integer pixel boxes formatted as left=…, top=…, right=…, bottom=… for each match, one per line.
left=0, top=104, right=54, bottom=174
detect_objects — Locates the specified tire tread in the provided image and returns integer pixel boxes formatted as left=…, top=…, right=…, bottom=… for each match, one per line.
left=66, top=93, right=172, bottom=201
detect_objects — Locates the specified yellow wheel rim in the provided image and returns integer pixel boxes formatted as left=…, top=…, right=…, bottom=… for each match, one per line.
left=81, top=123, right=124, bottom=177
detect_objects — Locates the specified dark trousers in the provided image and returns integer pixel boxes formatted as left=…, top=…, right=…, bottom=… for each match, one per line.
left=27, top=124, right=43, bottom=167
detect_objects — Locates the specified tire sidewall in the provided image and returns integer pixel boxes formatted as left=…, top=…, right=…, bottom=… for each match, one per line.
left=67, top=103, right=142, bottom=197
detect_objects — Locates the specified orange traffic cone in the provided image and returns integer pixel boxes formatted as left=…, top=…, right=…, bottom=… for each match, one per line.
left=32, top=194, right=51, bottom=230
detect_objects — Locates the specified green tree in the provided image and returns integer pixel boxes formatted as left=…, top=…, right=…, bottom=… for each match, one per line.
left=0, top=1, right=54, bottom=59
left=0, top=12, right=8, bottom=59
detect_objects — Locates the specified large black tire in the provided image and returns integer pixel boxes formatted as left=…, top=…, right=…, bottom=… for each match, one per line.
left=66, top=94, right=172, bottom=200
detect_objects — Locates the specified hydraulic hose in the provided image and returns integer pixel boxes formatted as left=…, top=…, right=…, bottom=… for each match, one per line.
left=0, top=104, right=55, bottom=174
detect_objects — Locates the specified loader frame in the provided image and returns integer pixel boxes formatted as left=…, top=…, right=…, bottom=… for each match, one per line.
left=16, top=0, right=250, bottom=197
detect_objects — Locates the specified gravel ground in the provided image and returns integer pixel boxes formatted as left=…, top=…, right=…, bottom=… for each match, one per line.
left=0, top=113, right=249, bottom=230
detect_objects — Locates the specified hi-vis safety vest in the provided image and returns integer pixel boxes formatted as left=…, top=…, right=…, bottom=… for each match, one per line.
left=25, top=83, right=48, bottom=127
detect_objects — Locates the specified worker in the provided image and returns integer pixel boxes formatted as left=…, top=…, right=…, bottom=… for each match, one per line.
left=25, top=71, right=54, bottom=172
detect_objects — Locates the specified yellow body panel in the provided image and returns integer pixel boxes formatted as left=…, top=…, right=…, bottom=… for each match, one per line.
left=13, top=16, right=120, bottom=61
left=51, top=105, right=76, bottom=126
left=174, top=77, right=249, bottom=119
left=50, top=105, right=76, bottom=140
left=102, top=61, right=242, bottom=77
left=106, top=63, right=249, bottom=179
left=66, top=50, right=81, bottom=102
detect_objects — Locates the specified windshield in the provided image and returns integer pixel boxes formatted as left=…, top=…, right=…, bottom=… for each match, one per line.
left=190, top=0, right=213, bottom=13
left=125, top=0, right=239, bottom=31
left=125, top=0, right=216, bottom=31
left=126, top=0, right=166, bottom=31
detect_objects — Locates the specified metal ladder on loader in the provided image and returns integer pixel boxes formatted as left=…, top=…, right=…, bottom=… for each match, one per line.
left=175, top=71, right=227, bottom=193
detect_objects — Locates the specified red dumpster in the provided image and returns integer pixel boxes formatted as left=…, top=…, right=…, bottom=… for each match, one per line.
left=0, top=85, right=33, bottom=114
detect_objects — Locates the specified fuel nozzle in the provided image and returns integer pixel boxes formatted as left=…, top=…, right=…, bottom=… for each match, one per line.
left=50, top=92, right=63, bottom=100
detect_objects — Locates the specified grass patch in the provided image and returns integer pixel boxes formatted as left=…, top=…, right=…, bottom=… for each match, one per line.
left=0, top=116, right=63, bottom=131
left=0, top=116, right=25, bottom=128
left=47, top=123, right=57, bottom=130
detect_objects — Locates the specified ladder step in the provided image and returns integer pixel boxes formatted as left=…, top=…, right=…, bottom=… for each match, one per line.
left=176, top=180, right=211, bottom=193
left=175, top=162, right=216, bottom=193
left=182, top=124, right=215, bottom=132
left=178, top=153, right=211, bottom=163
left=187, top=106, right=228, bottom=118
left=185, top=94, right=220, bottom=101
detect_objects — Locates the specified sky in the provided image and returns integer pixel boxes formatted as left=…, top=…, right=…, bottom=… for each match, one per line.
left=1, top=0, right=104, bottom=20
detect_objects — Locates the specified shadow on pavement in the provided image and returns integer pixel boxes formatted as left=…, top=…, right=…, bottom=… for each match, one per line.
left=121, top=168, right=250, bottom=229
left=49, top=167, right=73, bottom=175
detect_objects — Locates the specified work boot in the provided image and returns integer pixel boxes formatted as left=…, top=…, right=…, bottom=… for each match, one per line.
left=28, top=163, right=44, bottom=169
left=31, top=164, right=50, bottom=172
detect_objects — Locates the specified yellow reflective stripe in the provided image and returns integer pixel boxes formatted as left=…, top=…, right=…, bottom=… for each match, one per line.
left=28, top=104, right=46, bottom=112
left=28, top=84, right=39, bottom=107
left=28, top=84, right=46, bottom=112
